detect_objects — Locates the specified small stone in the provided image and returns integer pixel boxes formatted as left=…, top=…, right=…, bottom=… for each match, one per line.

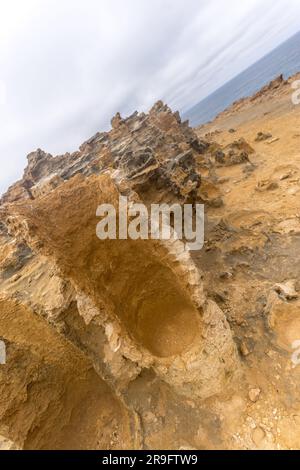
left=249, top=388, right=261, bottom=403
left=266, top=181, right=279, bottom=191
left=279, top=172, right=291, bottom=181
left=240, top=341, right=251, bottom=356
left=273, top=280, right=298, bottom=301
left=219, top=271, right=233, bottom=280
left=255, top=178, right=279, bottom=192
left=255, top=132, right=272, bottom=142
left=252, top=426, right=266, bottom=446
left=212, top=290, right=227, bottom=304
left=266, top=137, right=280, bottom=145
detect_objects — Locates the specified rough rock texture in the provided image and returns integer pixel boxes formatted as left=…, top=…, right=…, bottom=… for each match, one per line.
left=0, top=102, right=241, bottom=449
left=5, top=72, right=298, bottom=448
left=6, top=70, right=300, bottom=448
left=3, top=71, right=300, bottom=447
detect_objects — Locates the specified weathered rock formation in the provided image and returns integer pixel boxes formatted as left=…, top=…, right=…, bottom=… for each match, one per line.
left=0, top=102, right=241, bottom=449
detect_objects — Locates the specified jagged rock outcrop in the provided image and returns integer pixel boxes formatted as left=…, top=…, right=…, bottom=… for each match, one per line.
left=1, top=101, right=210, bottom=206
left=0, top=102, right=239, bottom=449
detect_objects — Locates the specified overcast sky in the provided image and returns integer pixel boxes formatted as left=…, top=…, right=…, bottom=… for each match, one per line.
left=1, top=0, right=300, bottom=194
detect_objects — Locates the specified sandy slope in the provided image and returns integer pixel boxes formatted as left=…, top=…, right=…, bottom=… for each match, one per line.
left=190, top=73, right=300, bottom=449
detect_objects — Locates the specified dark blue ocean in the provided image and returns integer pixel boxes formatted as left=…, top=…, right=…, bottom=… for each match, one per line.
left=184, top=30, right=300, bottom=127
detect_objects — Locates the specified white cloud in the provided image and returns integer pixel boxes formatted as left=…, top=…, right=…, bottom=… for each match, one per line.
left=0, top=0, right=300, bottom=194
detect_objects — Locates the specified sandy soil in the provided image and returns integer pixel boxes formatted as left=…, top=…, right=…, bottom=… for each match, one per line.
left=187, top=72, right=300, bottom=449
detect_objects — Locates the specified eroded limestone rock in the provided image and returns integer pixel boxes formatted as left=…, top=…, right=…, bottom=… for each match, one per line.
left=0, top=102, right=239, bottom=448
left=4, top=172, right=238, bottom=400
